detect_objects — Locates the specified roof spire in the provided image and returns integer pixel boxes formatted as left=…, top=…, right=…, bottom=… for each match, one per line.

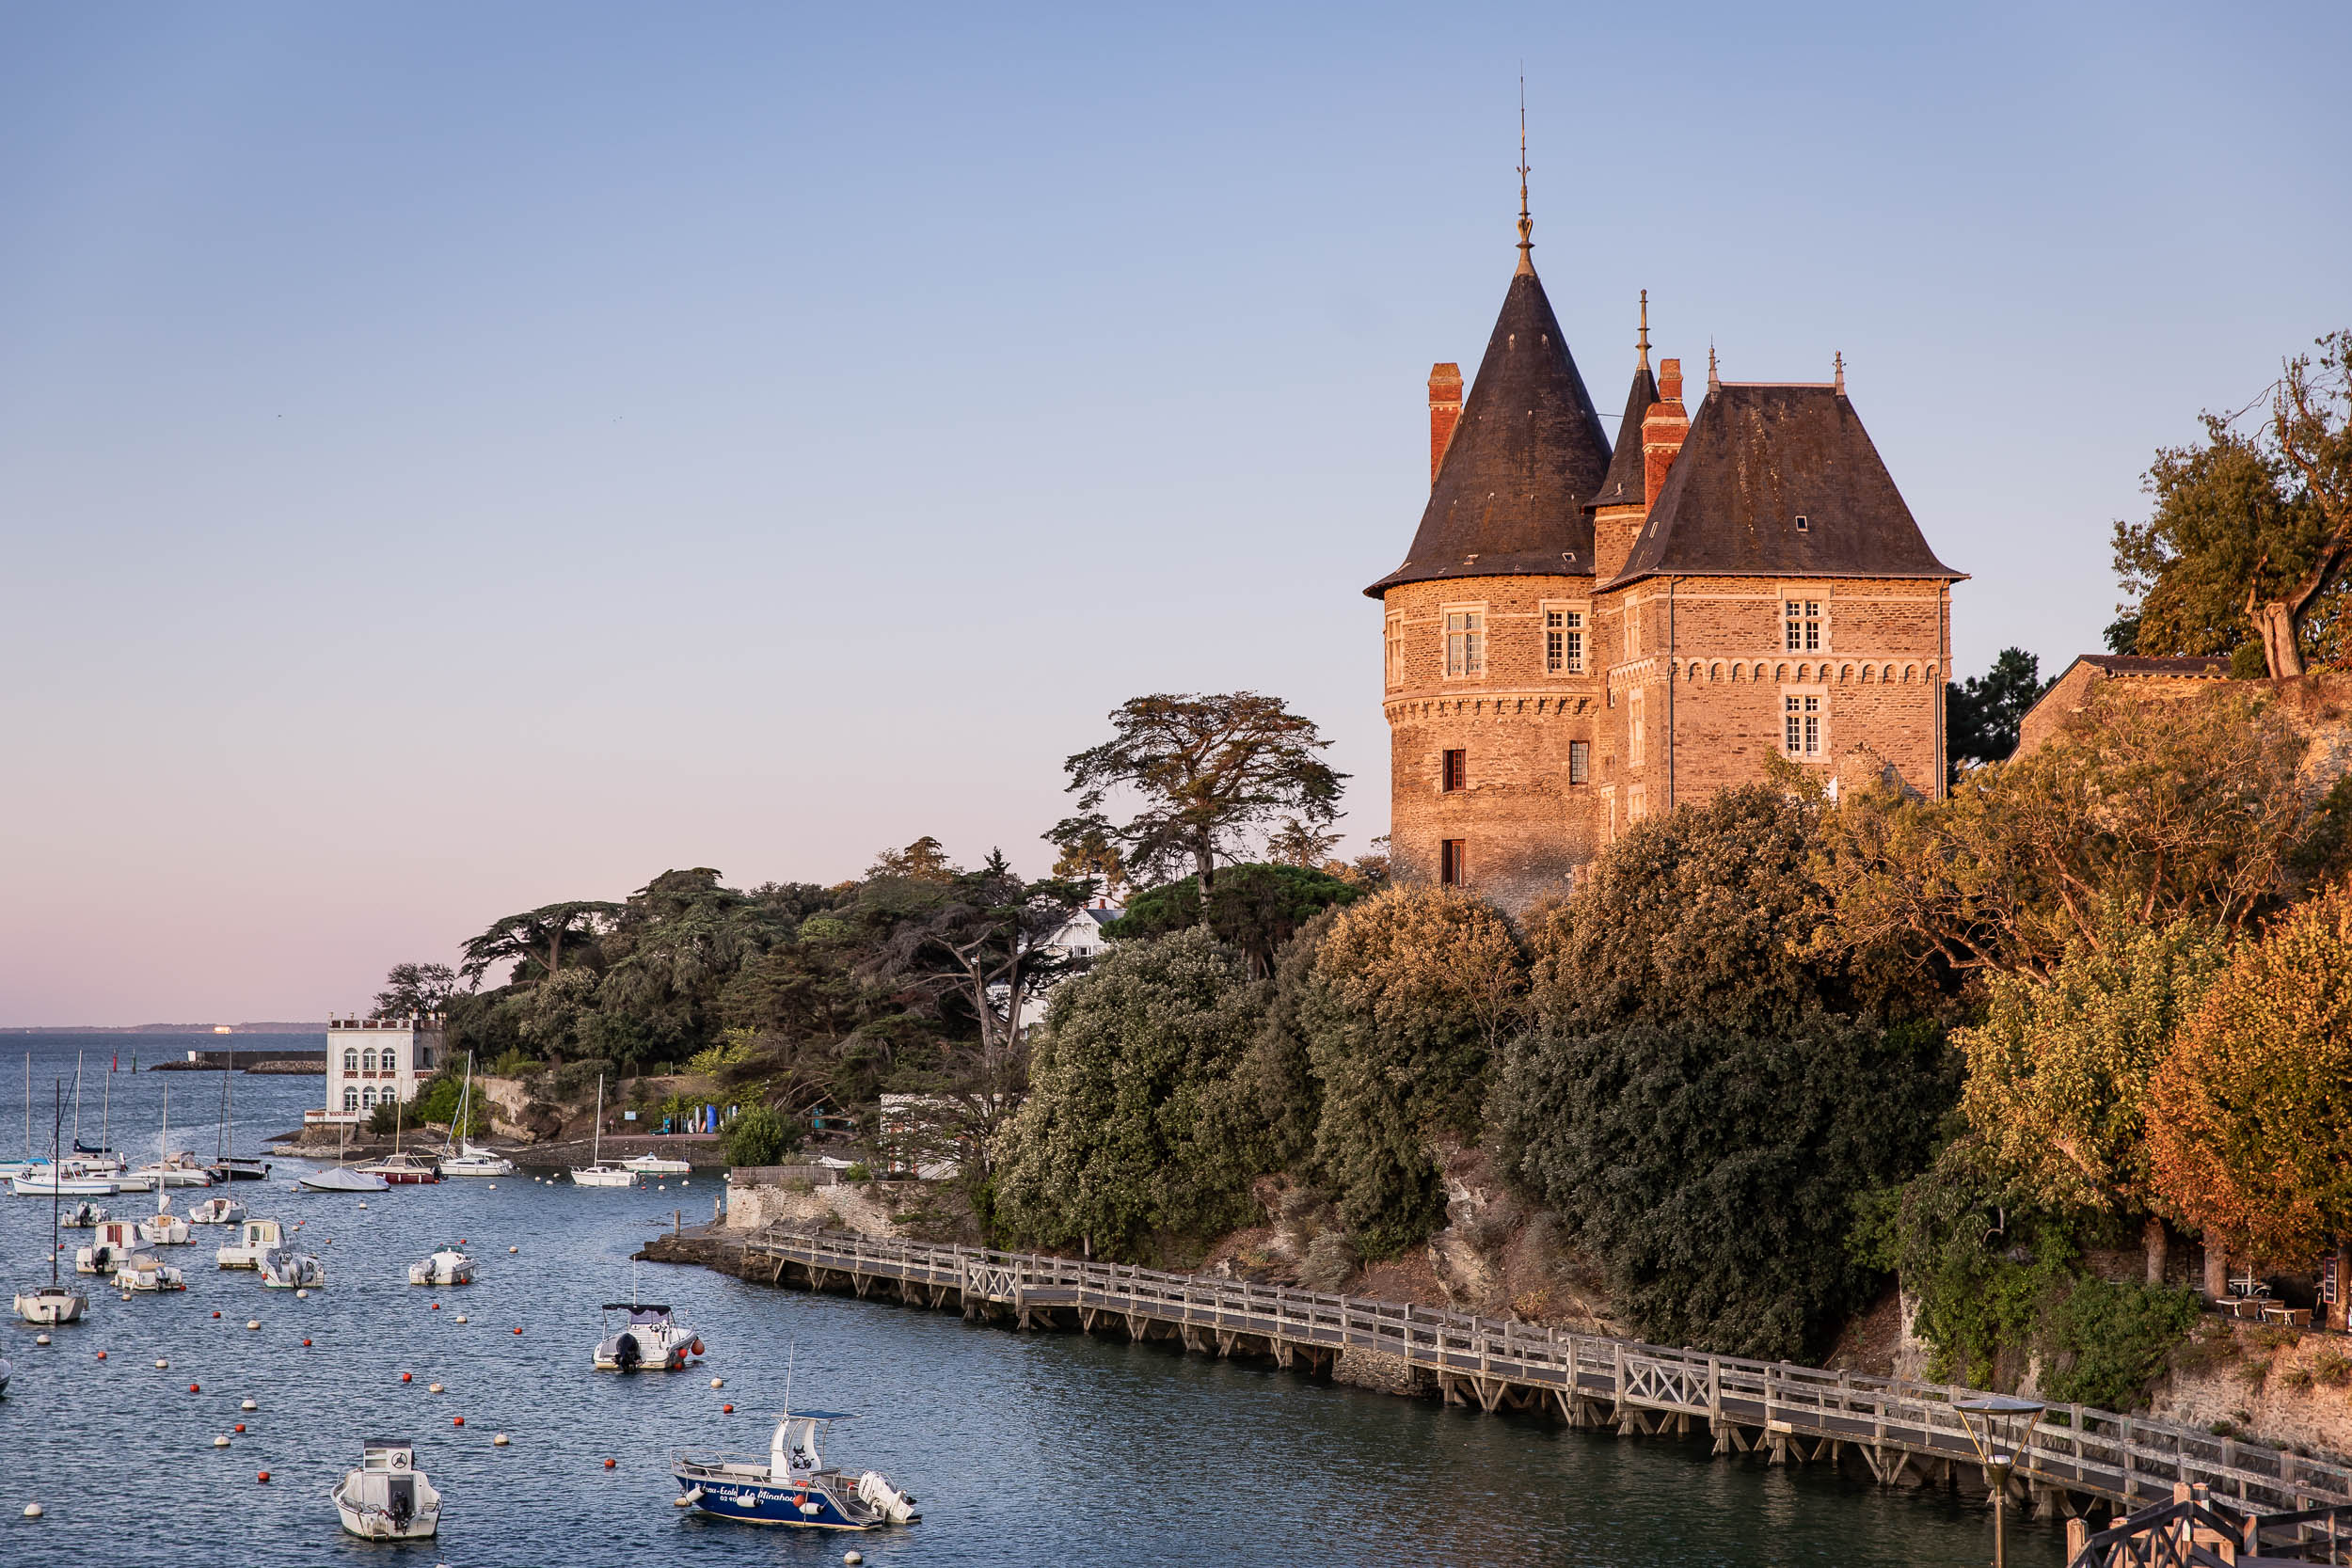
left=1637, top=290, right=1650, bottom=372
left=1707, top=340, right=1721, bottom=392
left=1515, top=76, right=1534, bottom=277
left=1833, top=350, right=1846, bottom=394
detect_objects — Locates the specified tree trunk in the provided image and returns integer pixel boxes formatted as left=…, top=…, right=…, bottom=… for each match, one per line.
left=2202, top=1232, right=2229, bottom=1301
left=2257, top=599, right=2307, bottom=679
left=2143, top=1215, right=2169, bottom=1286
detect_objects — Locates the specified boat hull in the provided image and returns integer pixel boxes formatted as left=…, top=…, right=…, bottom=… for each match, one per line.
left=14, top=1289, right=87, bottom=1324
left=673, top=1473, right=879, bottom=1529
left=570, top=1168, right=635, bottom=1187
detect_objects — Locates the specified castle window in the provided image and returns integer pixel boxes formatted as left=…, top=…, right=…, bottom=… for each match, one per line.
left=1629, top=689, right=1646, bottom=765
left=1568, top=740, right=1590, bottom=784
left=1439, top=839, right=1467, bottom=885
left=1542, top=604, right=1585, bottom=674
left=1441, top=749, right=1466, bottom=792
left=1384, top=615, right=1406, bottom=689
left=1629, top=784, right=1646, bottom=823
left=1784, top=692, right=1825, bottom=757
left=1442, top=609, right=1485, bottom=678
left=1784, top=599, right=1822, bottom=653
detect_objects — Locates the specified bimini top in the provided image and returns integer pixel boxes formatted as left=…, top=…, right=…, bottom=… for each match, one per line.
left=1603, top=382, right=1964, bottom=589
left=604, top=1302, right=674, bottom=1316
left=1364, top=265, right=1613, bottom=597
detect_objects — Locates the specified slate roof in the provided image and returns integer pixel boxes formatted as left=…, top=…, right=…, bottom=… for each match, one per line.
left=1364, top=268, right=1613, bottom=598
left=1585, top=360, right=1659, bottom=511
left=1603, top=383, right=1963, bottom=588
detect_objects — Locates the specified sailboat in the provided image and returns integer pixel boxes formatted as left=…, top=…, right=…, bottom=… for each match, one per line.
left=438, top=1054, right=515, bottom=1177
left=207, top=1066, right=270, bottom=1183
left=359, top=1097, right=441, bottom=1183
left=119, top=1083, right=213, bottom=1190
left=15, top=1084, right=89, bottom=1325
left=568, top=1074, right=632, bottom=1186
left=299, top=1119, right=389, bottom=1194
left=0, top=1053, right=43, bottom=1180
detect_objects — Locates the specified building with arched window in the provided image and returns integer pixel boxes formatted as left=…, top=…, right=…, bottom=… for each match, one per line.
left=310, top=1012, right=445, bottom=1127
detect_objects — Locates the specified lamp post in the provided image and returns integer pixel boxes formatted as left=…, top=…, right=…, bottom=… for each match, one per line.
left=1956, top=1395, right=2047, bottom=1568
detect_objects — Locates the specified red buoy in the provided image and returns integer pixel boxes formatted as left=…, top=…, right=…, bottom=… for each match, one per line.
left=189, top=1384, right=200, bottom=1393
left=212, top=1310, right=221, bottom=1319
left=431, top=1303, right=440, bottom=1311
left=96, top=1351, right=107, bottom=1361
left=257, top=1471, right=270, bottom=1484
left=453, top=1417, right=465, bottom=1428
left=234, top=1423, right=246, bottom=1433
left=722, top=1403, right=733, bottom=1414
left=603, top=1458, right=615, bottom=1468
left=301, top=1338, right=312, bottom=1348
left=513, top=1327, right=522, bottom=1335
left=401, top=1372, right=412, bottom=1383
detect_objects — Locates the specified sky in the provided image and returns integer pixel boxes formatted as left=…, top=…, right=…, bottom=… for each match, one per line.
left=2, top=2, right=2346, bottom=1024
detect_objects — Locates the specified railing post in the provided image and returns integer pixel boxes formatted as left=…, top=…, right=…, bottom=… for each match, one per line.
left=1708, top=1356, right=1722, bottom=1429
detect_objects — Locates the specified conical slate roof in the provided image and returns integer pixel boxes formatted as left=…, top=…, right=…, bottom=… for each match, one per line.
left=1585, top=359, right=1659, bottom=511
left=1364, top=269, right=1613, bottom=597
left=1604, top=384, right=1965, bottom=588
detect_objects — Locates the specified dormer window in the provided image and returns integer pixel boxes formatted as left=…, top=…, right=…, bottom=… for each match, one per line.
left=1794, top=515, right=1810, bottom=532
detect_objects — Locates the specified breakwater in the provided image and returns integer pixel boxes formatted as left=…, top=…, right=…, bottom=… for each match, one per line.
left=656, top=1224, right=2352, bottom=1534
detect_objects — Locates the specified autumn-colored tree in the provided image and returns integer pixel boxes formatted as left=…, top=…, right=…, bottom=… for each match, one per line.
left=866, top=836, right=959, bottom=883
left=1956, top=911, right=2232, bottom=1279
left=1816, top=687, right=2322, bottom=980
left=2148, top=882, right=2352, bottom=1265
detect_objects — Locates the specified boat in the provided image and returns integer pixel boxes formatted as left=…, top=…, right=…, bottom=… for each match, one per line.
left=331, top=1439, right=441, bottom=1540
left=594, top=1301, right=703, bottom=1371
left=15, top=1082, right=90, bottom=1325
left=76, top=1220, right=143, bottom=1275
left=671, top=1410, right=918, bottom=1529
left=205, top=1065, right=271, bottom=1182
left=186, top=1196, right=246, bottom=1227
left=216, top=1217, right=289, bottom=1270
left=137, top=1193, right=191, bottom=1246
left=114, top=1154, right=215, bottom=1190
left=61, top=1200, right=107, bottom=1227
left=620, top=1152, right=692, bottom=1177
left=212, top=1156, right=272, bottom=1182
left=298, top=1121, right=390, bottom=1193
left=358, top=1099, right=439, bottom=1184
left=569, top=1074, right=634, bottom=1187
left=116, top=1251, right=187, bottom=1292
left=12, top=1170, right=117, bottom=1197
left=0, top=1357, right=10, bottom=1394
left=407, top=1247, right=473, bottom=1287
left=259, top=1247, right=325, bottom=1289
left=437, top=1055, right=516, bottom=1176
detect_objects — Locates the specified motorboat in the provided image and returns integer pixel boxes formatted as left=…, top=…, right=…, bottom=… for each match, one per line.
left=210, top=1156, right=272, bottom=1182
left=16, top=1084, right=89, bottom=1325
left=570, top=1073, right=635, bottom=1187
left=260, top=1247, right=326, bottom=1290
left=331, top=1439, right=441, bottom=1540
left=437, top=1053, right=516, bottom=1177
left=594, top=1301, right=703, bottom=1371
left=115, top=1154, right=216, bottom=1190
left=671, top=1410, right=918, bottom=1529
left=299, top=1164, right=389, bottom=1193
left=216, top=1217, right=289, bottom=1270
left=185, top=1196, right=246, bottom=1227
left=0, top=1357, right=10, bottom=1394
left=76, top=1220, right=143, bottom=1275
left=13, top=1170, right=117, bottom=1197
left=61, top=1200, right=107, bottom=1227
left=621, top=1152, right=692, bottom=1177
left=138, top=1193, right=191, bottom=1246
left=407, top=1247, right=473, bottom=1287
left=116, top=1251, right=187, bottom=1292
left=357, top=1149, right=441, bottom=1185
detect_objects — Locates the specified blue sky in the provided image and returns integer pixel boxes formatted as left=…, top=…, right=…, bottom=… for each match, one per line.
left=3, top=2, right=2345, bottom=1022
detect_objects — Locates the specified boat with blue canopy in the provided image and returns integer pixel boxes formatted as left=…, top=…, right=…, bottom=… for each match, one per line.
left=671, top=1410, right=918, bottom=1530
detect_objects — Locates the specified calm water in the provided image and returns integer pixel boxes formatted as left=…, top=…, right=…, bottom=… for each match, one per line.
left=0, top=1037, right=2058, bottom=1566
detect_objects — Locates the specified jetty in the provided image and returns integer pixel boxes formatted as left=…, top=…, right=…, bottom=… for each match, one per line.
left=670, top=1224, right=2352, bottom=1544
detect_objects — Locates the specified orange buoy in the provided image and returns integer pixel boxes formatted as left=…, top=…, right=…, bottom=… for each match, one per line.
left=401, top=1372, right=412, bottom=1383
left=257, top=1471, right=270, bottom=1484
left=453, top=1417, right=465, bottom=1428
left=431, top=1303, right=440, bottom=1310
left=722, top=1403, right=734, bottom=1414
left=602, top=1458, right=615, bottom=1469
left=96, top=1352, right=107, bottom=1361
left=212, top=1310, right=221, bottom=1319
left=189, top=1384, right=200, bottom=1393
left=301, top=1338, right=312, bottom=1348
left=234, top=1423, right=246, bottom=1433
left=512, top=1327, right=522, bottom=1335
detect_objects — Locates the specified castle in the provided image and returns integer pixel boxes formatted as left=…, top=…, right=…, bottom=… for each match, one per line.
left=1369, top=197, right=1963, bottom=909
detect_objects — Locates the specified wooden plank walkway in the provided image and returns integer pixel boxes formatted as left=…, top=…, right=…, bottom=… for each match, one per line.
left=739, top=1225, right=2352, bottom=1523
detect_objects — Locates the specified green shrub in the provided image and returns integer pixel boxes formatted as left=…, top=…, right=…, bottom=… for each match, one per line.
left=725, top=1103, right=800, bottom=1167
left=843, top=1162, right=872, bottom=1182
left=2036, top=1276, right=2202, bottom=1410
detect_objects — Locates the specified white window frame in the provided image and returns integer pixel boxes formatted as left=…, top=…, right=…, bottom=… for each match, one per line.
left=1541, top=600, right=1587, bottom=675
left=1782, top=686, right=1829, bottom=758
left=1629, top=687, right=1646, bottom=767
left=1780, top=588, right=1830, bottom=654
left=1441, top=604, right=1486, bottom=680
left=1384, top=612, right=1406, bottom=689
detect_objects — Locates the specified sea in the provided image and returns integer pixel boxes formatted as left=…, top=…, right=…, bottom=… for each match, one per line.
left=0, top=1034, right=2059, bottom=1565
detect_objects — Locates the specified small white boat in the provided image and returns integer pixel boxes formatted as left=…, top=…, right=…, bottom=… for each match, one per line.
left=357, top=1149, right=440, bottom=1184
left=594, top=1301, right=703, bottom=1371
left=331, top=1439, right=441, bottom=1540
left=116, top=1252, right=187, bottom=1292
left=407, top=1247, right=473, bottom=1287
left=620, top=1152, right=693, bottom=1177
left=60, top=1200, right=107, bottom=1227
left=115, top=1156, right=216, bottom=1191
left=299, top=1164, right=389, bottom=1194
left=259, top=1247, right=325, bottom=1290
left=76, top=1220, right=143, bottom=1275
left=12, top=1171, right=116, bottom=1197
left=185, top=1196, right=246, bottom=1227
left=437, top=1054, right=516, bottom=1177
left=216, top=1217, right=288, bottom=1270
left=15, top=1282, right=88, bottom=1324
left=570, top=1074, right=636, bottom=1186
left=138, top=1193, right=191, bottom=1246
left=0, top=1356, right=10, bottom=1394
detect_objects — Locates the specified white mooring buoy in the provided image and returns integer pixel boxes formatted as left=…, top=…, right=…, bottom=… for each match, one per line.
left=295, top=1288, right=310, bottom=1298
left=23, top=1502, right=43, bottom=1518
left=154, top=1358, right=168, bottom=1370
left=214, top=1435, right=230, bottom=1448
left=709, top=1376, right=723, bottom=1388
left=246, top=1320, right=261, bottom=1331
left=493, top=1433, right=510, bottom=1447
left=35, top=1333, right=51, bottom=1346
left=453, top=1314, right=468, bottom=1323
left=845, top=1552, right=864, bottom=1565
left=241, top=1399, right=257, bottom=1411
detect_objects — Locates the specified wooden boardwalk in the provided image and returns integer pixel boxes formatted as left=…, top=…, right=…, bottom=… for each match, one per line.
left=735, top=1226, right=2352, bottom=1526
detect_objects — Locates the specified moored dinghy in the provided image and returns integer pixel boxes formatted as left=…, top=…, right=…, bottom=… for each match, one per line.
left=332, top=1439, right=441, bottom=1540
left=672, top=1410, right=918, bottom=1529
left=594, top=1301, right=701, bottom=1370
left=116, top=1251, right=187, bottom=1292
left=185, top=1196, right=246, bottom=1227
left=407, top=1246, right=473, bottom=1287
left=61, top=1200, right=107, bottom=1227
left=260, top=1247, right=326, bottom=1290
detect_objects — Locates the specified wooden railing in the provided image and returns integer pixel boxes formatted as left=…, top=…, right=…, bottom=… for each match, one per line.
left=744, top=1226, right=2352, bottom=1516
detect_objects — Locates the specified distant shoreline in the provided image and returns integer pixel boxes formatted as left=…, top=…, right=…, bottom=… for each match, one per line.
left=0, top=1022, right=327, bottom=1036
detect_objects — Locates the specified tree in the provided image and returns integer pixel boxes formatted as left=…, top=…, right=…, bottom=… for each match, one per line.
left=1265, top=816, right=1343, bottom=870
left=1493, top=1014, right=1955, bottom=1362
left=992, top=927, right=1269, bottom=1259
left=867, top=837, right=958, bottom=883
left=1816, top=687, right=2326, bottom=980
left=459, top=900, right=624, bottom=986
left=1954, top=911, right=2231, bottom=1280
left=1048, top=826, right=1128, bottom=902
left=1945, top=648, right=2053, bottom=778
left=2110, top=331, right=2352, bottom=676
left=1300, top=885, right=1525, bottom=1256
left=589, top=869, right=794, bottom=1065
left=373, top=962, right=461, bottom=1019
left=2148, top=881, right=2352, bottom=1265
left=1102, top=862, right=1362, bottom=977
left=1047, top=691, right=1346, bottom=892
left=726, top=1102, right=802, bottom=1167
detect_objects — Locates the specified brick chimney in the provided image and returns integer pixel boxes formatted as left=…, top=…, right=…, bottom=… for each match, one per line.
left=1428, top=362, right=1463, bottom=484
left=1642, top=357, right=1690, bottom=511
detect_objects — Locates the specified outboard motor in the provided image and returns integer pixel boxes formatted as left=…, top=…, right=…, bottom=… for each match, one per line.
left=613, top=1332, right=642, bottom=1370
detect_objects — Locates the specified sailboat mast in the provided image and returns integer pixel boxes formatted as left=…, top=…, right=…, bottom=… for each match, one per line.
left=217, top=1067, right=229, bottom=1163
left=23, top=1052, right=29, bottom=1162
left=100, top=1069, right=110, bottom=1158
left=72, top=1050, right=83, bottom=1147
left=593, top=1073, right=604, bottom=1165
left=51, top=1082, right=63, bottom=1286
left=158, top=1086, right=168, bottom=1213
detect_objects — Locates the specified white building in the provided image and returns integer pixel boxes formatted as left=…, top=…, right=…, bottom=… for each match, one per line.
left=1003, top=902, right=1122, bottom=1036
left=308, top=1013, right=444, bottom=1126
